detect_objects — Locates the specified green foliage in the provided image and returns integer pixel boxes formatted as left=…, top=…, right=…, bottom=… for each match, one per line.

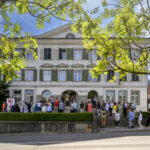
left=0, top=112, right=93, bottom=122
left=0, top=81, right=10, bottom=111
left=0, top=0, right=86, bottom=81
left=72, top=0, right=150, bottom=81
left=142, top=112, right=149, bottom=118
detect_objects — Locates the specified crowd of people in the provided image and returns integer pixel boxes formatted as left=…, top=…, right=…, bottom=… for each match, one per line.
left=1, top=95, right=150, bottom=129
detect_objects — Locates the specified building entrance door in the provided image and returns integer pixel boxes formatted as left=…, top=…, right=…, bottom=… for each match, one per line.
left=61, top=90, right=78, bottom=102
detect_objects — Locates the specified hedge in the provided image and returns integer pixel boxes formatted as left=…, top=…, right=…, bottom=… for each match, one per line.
left=142, top=112, right=148, bottom=118
left=0, top=112, right=93, bottom=122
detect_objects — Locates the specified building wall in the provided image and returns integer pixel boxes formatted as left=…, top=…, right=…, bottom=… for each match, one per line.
left=8, top=28, right=148, bottom=111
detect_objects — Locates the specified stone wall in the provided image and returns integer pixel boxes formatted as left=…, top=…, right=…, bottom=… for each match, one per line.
left=0, top=121, right=92, bottom=135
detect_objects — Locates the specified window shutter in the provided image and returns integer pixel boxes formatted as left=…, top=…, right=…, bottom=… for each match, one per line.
left=40, top=69, right=43, bottom=81
left=67, top=49, right=74, bottom=60
left=34, top=69, right=37, bottom=81
left=82, top=70, right=88, bottom=81
left=67, top=70, right=73, bottom=81
left=59, top=48, right=62, bottom=60
left=44, top=48, right=51, bottom=60
left=67, top=49, right=70, bottom=60
left=52, top=70, right=58, bottom=81
left=82, top=49, right=88, bottom=60
left=97, top=75, right=101, bottom=81
left=21, top=69, right=25, bottom=81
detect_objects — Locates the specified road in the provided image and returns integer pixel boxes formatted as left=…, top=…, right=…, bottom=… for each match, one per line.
left=0, top=130, right=150, bottom=150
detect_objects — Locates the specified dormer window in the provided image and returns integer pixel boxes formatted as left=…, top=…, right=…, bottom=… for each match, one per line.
left=65, top=33, right=75, bottom=39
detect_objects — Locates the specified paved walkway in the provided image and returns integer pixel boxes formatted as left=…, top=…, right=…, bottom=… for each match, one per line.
left=0, top=130, right=150, bottom=150
left=99, top=127, right=150, bottom=133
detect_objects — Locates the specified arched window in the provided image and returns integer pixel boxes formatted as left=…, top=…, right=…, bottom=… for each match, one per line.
left=42, top=90, right=52, bottom=100
left=65, top=33, right=75, bottom=39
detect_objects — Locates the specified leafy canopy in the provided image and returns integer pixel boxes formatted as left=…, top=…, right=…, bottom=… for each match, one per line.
left=0, top=0, right=87, bottom=81
left=72, top=0, right=150, bottom=81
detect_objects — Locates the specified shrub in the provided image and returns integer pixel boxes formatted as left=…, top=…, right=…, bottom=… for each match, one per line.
left=0, top=112, right=93, bottom=122
left=142, top=112, right=148, bottom=118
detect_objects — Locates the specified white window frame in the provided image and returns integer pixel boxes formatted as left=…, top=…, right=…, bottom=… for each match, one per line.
left=14, top=71, right=22, bottom=81
left=26, top=52, right=34, bottom=60
left=13, top=90, right=22, bottom=103
left=131, top=90, right=140, bottom=105
left=25, top=90, right=34, bottom=103
left=74, top=50, right=82, bottom=60
left=89, top=50, right=97, bottom=61
left=74, top=70, right=82, bottom=81
left=43, top=70, right=51, bottom=81
left=106, top=91, right=115, bottom=102
left=118, top=90, right=127, bottom=102
left=58, top=70, right=66, bottom=81
left=89, top=72, right=97, bottom=82
left=26, top=70, right=34, bottom=81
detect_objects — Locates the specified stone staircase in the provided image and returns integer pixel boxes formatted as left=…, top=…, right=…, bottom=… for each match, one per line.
left=95, top=117, right=139, bottom=128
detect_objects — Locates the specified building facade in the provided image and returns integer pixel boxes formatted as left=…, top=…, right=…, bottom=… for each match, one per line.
left=8, top=24, right=148, bottom=111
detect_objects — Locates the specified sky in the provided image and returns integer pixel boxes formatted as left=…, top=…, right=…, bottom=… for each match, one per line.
left=10, top=0, right=102, bottom=36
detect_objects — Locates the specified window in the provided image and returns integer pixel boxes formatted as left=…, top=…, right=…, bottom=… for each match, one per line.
left=42, top=90, right=52, bottom=100
left=130, top=49, right=140, bottom=60
left=106, top=91, right=115, bottom=102
left=89, top=50, right=97, bottom=61
left=74, top=50, right=82, bottom=60
left=44, top=48, right=51, bottom=60
left=74, top=70, right=82, bottom=81
left=107, top=70, right=114, bottom=81
left=58, top=70, right=66, bottom=81
left=132, top=74, right=139, bottom=81
left=26, top=52, right=34, bottom=60
left=131, top=91, right=140, bottom=105
left=14, top=71, right=22, bottom=81
left=43, top=70, right=51, bottom=81
left=59, top=49, right=66, bottom=60
left=65, top=33, right=75, bottom=39
left=13, top=90, right=21, bottom=103
left=16, top=48, right=23, bottom=58
left=26, top=70, right=34, bottom=81
left=89, top=72, right=97, bottom=82
left=25, top=90, right=34, bottom=103
left=118, top=91, right=127, bottom=102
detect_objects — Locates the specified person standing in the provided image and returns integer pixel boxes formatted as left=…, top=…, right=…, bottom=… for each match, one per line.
left=145, top=109, right=150, bottom=127
left=138, top=111, right=143, bottom=129
left=129, top=109, right=134, bottom=128
left=112, top=102, right=117, bottom=116
left=65, top=98, right=70, bottom=113
left=50, top=96, right=55, bottom=110
left=34, top=104, right=39, bottom=112
left=80, top=101, right=84, bottom=113
left=101, top=108, right=106, bottom=128
left=73, top=101, right=77, bottom=113
left=114, top=110, right=120, bottom=128
left=105, top=103, right=109, bottom=117
left=117, top=102, right=122, bottom=117
left=123, top=102, right=127, bottom=118
left=109, top=102, right=113, bottom=117
left=2, top=102, right=6, bottom=112
left=59, top=100, right=64, bottom=113
left=88, top=101, right=92, bottom=112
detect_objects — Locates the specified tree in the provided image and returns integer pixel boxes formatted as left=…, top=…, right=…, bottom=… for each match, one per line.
left=0, top=0, right=87, bottom=81
left=0, top=80, right=10, bottom=111
left=72, top=0, right=150, bottom=81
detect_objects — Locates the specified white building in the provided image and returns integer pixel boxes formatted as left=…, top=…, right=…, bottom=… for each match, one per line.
left=9, top=24, right=148, bottom=111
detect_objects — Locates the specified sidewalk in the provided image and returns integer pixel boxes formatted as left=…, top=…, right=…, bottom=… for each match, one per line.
left=99, top=127, right=150, bottom=133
